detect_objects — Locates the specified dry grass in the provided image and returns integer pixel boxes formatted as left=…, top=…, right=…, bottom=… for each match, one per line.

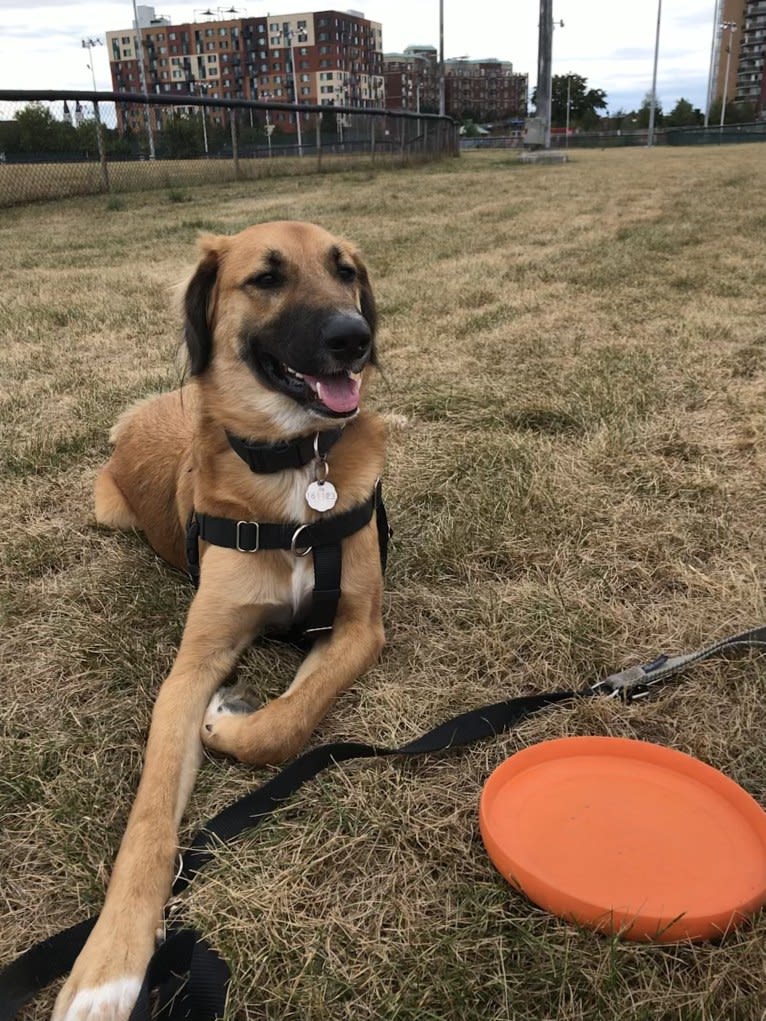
left=2, top=147, right=766, bottom=1021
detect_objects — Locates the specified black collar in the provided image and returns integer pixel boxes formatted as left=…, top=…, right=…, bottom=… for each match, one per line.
left=226, top=428, right=343, bottom=474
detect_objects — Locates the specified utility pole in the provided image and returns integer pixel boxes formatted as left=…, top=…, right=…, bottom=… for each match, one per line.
left=438, top=0, right=445, bottom=116
left=536, top=0, right=553, bottom=148
left=704, top=0, right=721, bottom=127
left=647, top=0, right=662, bottom=147
left=131, top=0, right=156, bottom=159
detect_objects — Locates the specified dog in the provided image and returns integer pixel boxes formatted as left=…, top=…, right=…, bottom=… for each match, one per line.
left=53, top=221, right=387, bottom=1021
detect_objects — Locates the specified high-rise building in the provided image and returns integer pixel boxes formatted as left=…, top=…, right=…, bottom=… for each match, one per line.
left=709, top=0, right=765, bottom=113
left=106, top=7, right=384, bottom=134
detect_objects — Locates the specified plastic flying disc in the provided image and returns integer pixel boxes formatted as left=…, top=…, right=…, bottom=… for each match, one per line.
left=479, top=736, right=766, bottom=942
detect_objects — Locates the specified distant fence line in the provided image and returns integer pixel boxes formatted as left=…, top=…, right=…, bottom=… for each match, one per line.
left=460, top=121, right=766, bottom=151
left=0, top=90, right=459, bottom=207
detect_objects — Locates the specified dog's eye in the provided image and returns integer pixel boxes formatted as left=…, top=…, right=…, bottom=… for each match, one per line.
left=248, top=271, right=282, bottom=290
left=337, top=264, right=357, bottom=283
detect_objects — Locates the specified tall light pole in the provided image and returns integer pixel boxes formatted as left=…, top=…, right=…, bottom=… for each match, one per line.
left=438, top=0, right=445, bottom=116
left=82, top=37, right=102, bottom=92
left=719, top=20, right=737, bottom=130
left=704, top=0, right=722, bottom=127
left=565, top=74, right=571, bottom=148
left=283, top=26, right=303, bottom=157
left=647, top=0, right=662, bottom=148
left=131, top=0, right=156, bottom=159
left=82, top=36, right=108, bottom=190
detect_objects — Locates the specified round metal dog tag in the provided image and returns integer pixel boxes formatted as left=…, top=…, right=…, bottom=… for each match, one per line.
left=305, top=480, right=338, bottom=512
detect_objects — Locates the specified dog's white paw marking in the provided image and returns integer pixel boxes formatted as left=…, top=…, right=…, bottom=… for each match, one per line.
left=55, top=977, right=142, bottom=1021
left=203, top=687, right=258, bottom=735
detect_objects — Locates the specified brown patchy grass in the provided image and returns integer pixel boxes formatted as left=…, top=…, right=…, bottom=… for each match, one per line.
left=2, top=147, right=766, bottom=1021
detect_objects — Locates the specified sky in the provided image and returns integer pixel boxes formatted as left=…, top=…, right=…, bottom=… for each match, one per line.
left=1, top=0, right=719, bottom=116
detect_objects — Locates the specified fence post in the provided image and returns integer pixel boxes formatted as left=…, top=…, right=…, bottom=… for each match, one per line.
left=93, top=100, right=110, bottom=194
left=230, top=109, right=240, bottom=180
left=370, top=115, right=376, bottom=162
left=316, top=112, right=322, bottom=172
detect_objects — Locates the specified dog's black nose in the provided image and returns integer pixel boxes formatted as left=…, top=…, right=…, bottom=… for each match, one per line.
left=320, top=312, right=372, bottom=362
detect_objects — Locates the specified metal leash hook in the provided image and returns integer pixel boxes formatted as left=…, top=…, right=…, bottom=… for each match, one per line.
left=591, top=655, right=670, bottom=702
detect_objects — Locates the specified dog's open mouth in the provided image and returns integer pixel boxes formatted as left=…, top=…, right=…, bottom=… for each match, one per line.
left=258, top=353, right=362, bottom=417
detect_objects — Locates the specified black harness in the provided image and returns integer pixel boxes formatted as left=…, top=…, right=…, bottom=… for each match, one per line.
left=185, top=428, right=389, bottom=640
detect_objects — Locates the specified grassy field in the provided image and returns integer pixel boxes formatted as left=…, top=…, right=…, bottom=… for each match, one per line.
left=2, top=147, right=766, bottom=1021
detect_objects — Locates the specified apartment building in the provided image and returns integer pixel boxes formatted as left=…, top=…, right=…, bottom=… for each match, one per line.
left=445, top=57, right=527, bottom=122
left=710, top=0, right=766, bottom=112
left=736, top=0, right=766, bottom=107
left=383, top=46, right=440, bottom=112
left=383, top=46, right=527, bottom=122
left=106, top=6, right=384, bottom=134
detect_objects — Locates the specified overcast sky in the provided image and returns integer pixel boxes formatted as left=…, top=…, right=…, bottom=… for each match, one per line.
left=1, top=0, right=718, bottom=115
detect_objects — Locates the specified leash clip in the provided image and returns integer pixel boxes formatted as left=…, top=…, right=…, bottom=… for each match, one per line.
left=592, top=655, right=670, bottom=703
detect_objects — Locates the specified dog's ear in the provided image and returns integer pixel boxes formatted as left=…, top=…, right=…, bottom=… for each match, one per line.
left=184, top=236, right=223, bottom=375
left=352, top=251, right=378, bottom=359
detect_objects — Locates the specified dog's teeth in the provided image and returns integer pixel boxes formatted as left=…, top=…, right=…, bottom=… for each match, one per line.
left=282, top=364, right=304, bottom=380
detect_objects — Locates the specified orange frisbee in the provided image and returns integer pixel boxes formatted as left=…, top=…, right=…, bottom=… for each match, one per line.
left=479, top=736, right=766, bottom=942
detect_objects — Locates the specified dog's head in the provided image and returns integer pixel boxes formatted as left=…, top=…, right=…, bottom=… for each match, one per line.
left=183, top=221, right=377, bottom=432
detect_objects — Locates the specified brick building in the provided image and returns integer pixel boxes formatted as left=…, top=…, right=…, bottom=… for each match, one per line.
left=383, top=45, right=440, bottom=113
left=710, top=0, right=766, bottom=113
left=106, top=6, right=384, bottom=134
left=383, top=46, right=527, bottom=122
left=445, top=57, right=527, bottom=122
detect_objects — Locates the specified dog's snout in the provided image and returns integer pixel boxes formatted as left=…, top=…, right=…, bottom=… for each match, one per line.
left=321, top=313, right=372, bottom=362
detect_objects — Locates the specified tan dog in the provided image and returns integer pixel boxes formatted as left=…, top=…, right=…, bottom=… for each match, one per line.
left=53, top=221, right=386, bottom=1021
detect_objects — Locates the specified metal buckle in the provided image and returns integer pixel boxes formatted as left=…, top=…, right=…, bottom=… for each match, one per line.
left=235, top=520, right=260, bottom=553
left=591, top=656, right=669, bottom=702
left=291, top=523, right=313, bottom=557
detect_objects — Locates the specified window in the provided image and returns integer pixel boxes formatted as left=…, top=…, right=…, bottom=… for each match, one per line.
left=301, top=86, right=311, bottom=95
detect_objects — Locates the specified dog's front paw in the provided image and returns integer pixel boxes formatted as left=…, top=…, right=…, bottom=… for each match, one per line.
left=202, top=691, right=303, bottom=765
left=53, top=976, right=142, bottom=1021
left=52, top=920, right=152, bottom=1021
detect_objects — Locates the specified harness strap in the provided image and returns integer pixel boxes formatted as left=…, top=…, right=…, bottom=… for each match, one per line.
left=194, top=490, right=376, bottom=555
left=2, top=624, right=765, bottom=1021
left=226, top=429, right=342, bottom=474
left=187, top=488, right=386, bottom=640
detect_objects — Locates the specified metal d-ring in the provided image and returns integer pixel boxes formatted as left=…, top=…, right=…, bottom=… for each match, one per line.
left=291, top=524, right=313, bottom=557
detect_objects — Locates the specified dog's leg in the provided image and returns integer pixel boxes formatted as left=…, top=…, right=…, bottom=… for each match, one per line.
left=94, top=468, right=139, bottom=530
left=202, top=601, right=385, bottom=765
left=52, top=585, right=267, bottom=1021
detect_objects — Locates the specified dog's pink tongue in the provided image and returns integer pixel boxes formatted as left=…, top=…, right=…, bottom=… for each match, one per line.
left=305, top=374, right=360, bottom=413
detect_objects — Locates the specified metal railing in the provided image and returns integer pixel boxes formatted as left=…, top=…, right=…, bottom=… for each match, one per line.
left=0, top=90, right=459, bottom=207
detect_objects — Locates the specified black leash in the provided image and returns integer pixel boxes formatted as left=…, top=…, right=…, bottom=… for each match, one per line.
left=2, top=625, right=765, bottom=1021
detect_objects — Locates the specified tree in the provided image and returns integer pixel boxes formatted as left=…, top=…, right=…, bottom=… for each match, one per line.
left=665, top=98, right=703, bottom=127
left=707, top=99, right=757, bottom=125
left=636, top=91, right=662, bottom=129
left=532, top=74, right=607, bottom=129
left=553, top=73, right=607, bottom=128
left=14, top=103, right=67, bottom=152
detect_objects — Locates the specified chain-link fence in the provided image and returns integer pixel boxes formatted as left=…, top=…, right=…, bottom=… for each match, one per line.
left=0, top=90, right=459, bottom=207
